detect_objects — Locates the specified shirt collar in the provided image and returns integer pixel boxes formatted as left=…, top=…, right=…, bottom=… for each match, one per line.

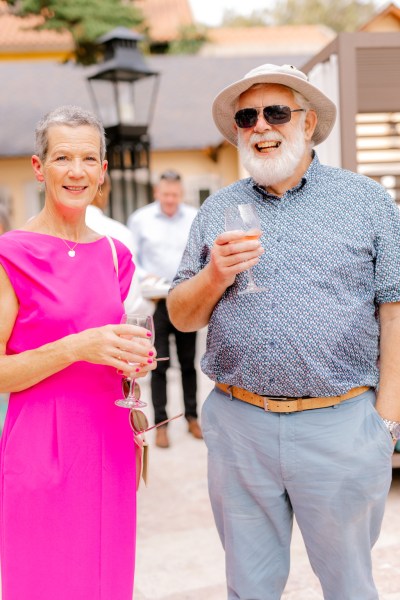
left=154, top=200, right=184, bottom=219
left=251, top=151, right=320, bottom=198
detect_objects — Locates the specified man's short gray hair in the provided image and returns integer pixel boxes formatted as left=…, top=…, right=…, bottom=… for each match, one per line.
left=35, top=105, right=106, bottom=162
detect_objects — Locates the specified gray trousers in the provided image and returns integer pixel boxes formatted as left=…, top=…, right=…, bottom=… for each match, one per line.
left=201, top=387, right=393, bottom=600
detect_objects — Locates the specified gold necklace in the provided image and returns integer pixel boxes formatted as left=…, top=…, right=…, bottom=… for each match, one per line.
left=61, top=238, right=79, bottom=257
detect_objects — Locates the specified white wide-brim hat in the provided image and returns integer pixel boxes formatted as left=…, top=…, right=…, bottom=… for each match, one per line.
left=212, top=63, right=337, bottom=147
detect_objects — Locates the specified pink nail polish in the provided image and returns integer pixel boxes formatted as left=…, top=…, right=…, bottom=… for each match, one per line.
left=147, top=359, right=153, bottom=364
left=146, top=331, right=152, bottom=337
left=135, top=368, right=140, bottom=373
left=148, top=351, right=154, bottom=356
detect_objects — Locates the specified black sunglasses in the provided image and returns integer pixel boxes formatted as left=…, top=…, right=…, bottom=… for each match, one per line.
left=234, top=105, right=305, bottom=129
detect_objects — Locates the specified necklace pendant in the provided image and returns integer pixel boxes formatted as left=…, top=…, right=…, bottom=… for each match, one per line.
left=68, top=250, right=76, bottom=258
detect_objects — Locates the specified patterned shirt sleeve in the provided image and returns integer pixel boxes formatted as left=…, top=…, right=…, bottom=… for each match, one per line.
left=370, top=184, right=400, bottom=304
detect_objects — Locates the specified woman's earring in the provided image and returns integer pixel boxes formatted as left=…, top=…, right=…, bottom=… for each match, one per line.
left=98, top=185, right=103, bottom=196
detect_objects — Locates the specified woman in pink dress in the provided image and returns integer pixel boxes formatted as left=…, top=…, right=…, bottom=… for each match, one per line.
left=0, top=106, right=157, bottom=600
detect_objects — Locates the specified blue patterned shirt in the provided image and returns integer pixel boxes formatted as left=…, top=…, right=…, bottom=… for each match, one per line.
left=171, top=154, right=400, bottom=396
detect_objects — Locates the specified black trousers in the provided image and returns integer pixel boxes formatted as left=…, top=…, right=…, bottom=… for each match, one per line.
left=151, top=299, right=198, bottom=425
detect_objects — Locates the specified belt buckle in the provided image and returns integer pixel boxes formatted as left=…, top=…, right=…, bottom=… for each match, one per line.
left=262, top=395, right=289, bottom=412
left=262, top=396, right=299, bottom=413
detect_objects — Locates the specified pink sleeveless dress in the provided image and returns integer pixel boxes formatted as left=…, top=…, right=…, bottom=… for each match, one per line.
left=0, top=231, right=136, bottom=600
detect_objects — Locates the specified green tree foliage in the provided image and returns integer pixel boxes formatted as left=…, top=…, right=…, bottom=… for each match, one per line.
left=5, top=0, right=143, bottom=64
left=272, top=0, right=377, bottom=32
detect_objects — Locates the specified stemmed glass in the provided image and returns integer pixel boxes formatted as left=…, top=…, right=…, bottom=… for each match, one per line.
left=225, top=203, right=266, bottom=295
left=115, top=313, right=154, bottom=409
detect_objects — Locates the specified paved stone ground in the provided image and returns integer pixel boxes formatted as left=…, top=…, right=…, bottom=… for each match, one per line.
left=134, top=331, right=400, bottom=600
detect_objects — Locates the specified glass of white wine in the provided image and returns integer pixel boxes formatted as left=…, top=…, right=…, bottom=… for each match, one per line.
left=115, top=313, right=154, bottom=409
left=225, top=203, right=266, bottom=295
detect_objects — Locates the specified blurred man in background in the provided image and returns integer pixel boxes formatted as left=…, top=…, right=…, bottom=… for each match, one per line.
left=128, top=170, right=201, bottom=448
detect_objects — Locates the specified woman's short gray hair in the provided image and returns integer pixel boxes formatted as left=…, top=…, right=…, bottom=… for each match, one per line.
left=35, top=105, right=106, bottom=162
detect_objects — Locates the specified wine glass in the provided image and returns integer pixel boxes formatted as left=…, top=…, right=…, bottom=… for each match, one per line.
left=115, top=313, right=154, bottom=409
left=225, top=203, right=266, bottom=295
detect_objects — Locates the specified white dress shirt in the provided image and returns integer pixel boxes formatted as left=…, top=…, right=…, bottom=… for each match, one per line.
left=85, top=205, right=146, bottom=313
left=127, top=201, right=198, bottom=283
left=86, top=205, right=136, bottom=254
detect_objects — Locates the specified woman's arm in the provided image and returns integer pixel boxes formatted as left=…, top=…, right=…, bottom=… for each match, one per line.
left=0, top=265, right=156, bottom=393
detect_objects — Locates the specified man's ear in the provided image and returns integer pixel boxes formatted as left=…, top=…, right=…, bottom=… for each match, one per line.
left=31, top=155, right=45, bottom=182
left=304, top=110, right=318, bottom=142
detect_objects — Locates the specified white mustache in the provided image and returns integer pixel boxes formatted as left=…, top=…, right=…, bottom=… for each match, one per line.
left=249, top=132, right=283, bottom=144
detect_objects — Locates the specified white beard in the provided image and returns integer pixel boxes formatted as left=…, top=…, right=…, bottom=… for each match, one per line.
left=238, top=124, right=307, bottom=188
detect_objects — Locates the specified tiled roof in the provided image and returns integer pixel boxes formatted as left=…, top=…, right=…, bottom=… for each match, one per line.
left=136, top=0, right=194, bottom=41
left=0, top=1, right=72, bottom=54
left=0, top=0, right=194, bottom=54
left=0, top=53, right=311, bottom=157
left=200, top=25, right=336, bottom=56
left=359, top=2, right=400, bottom=31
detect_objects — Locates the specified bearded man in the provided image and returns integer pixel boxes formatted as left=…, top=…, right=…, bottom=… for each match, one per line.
left=167, top=64, right=400, bottom=600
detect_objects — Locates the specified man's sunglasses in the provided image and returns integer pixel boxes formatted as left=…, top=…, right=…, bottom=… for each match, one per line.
left=234, top=105, right=305, bottom=129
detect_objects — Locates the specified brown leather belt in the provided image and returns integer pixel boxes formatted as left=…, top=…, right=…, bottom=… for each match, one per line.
left=215, top=383, right=370, bottom=413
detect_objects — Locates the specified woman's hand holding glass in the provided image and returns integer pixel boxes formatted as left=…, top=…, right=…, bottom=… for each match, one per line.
left=65, top=322, right=156, bottom=374
left=115, top=323, right=156, bottom=379
left=116, top=314, right=156, bottom=409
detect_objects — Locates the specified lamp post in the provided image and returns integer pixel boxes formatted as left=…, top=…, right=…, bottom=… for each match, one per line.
left=87, top=27, right=159, bottom=222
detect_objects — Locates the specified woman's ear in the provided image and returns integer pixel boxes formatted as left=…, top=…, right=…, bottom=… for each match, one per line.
left=31, top=155, right=45, bottom=182
left=99, top=160, right=108, bottom=186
